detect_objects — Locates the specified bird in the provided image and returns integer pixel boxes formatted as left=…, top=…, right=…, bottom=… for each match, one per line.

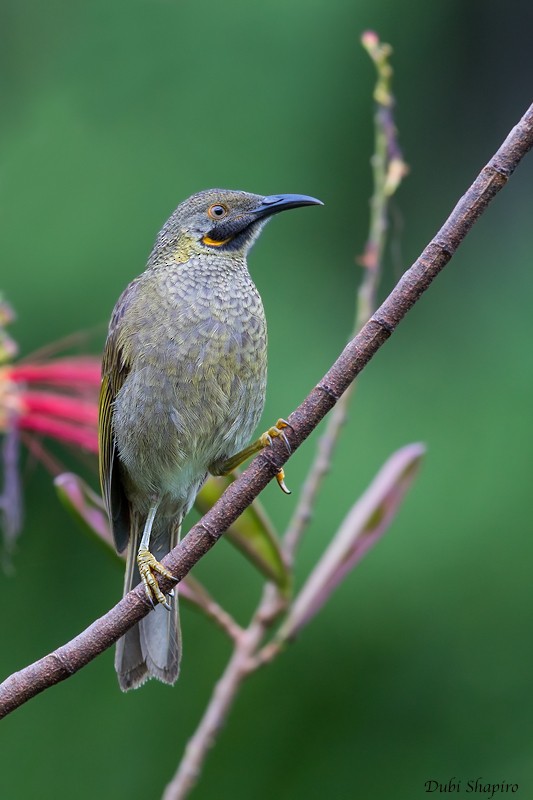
left=98, top=188, right=322, bottom=691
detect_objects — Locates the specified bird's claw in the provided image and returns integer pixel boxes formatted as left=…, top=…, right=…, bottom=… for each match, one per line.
left=259, top=419, right=293, bottom=494
left=137, top=548, right=175, bottom=611
left=260, top=418, right=292, bottom=453
left=276, top=468, right=291, bottom=495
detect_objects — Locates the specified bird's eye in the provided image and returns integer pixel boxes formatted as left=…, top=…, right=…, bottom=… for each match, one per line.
left=207, top=204, right=228, bottom=220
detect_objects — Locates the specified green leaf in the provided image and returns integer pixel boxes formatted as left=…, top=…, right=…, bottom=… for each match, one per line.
left=195, top=475, right=291, bottom=594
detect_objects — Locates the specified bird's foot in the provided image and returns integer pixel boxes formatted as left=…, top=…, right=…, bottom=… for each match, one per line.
left=137, top=548, right=175, bottom=611
left=259, top=419, right=292, bottom=494
left=258, top=418, right=292, bottom=453
left=212, top=418, right=293, bottom=493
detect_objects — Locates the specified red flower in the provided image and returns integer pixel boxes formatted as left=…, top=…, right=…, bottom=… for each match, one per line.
left=3, top=360, right=100, bottom=454
left=0, top=296, right=101, bottom=552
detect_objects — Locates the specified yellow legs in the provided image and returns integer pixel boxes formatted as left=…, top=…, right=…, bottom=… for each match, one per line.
left=138, top=419, right=293, bottom=609
left=213, top=418, right=292, bottom=494
left=137, top=501, right=175, bottom=610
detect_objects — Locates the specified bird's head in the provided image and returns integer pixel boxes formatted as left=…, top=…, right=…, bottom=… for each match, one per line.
left=148, top=188, right=323, bottom=265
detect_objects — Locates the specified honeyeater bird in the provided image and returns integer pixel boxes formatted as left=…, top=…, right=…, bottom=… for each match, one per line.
left=98, top=188, right=322, bottom=691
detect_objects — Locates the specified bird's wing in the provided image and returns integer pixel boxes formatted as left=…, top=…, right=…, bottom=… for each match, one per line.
left=98, top=292, right=134, bottom=553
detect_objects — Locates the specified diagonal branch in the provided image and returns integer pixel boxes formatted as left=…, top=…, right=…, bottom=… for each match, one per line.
left=1, top=101, right=532, bottom=720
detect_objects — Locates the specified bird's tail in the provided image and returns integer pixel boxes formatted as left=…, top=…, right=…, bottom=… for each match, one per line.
left=115, top=517, right=181, bottom=691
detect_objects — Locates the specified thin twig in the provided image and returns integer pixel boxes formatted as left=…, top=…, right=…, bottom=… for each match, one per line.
left=0, top=101, right=532, bottom=720
left=197, top=595, right=244, bottom=643
left=162, top=598, right=270, bottom=800
left=284, top=33, right=407, bottom=561
left=162, top=649, right=248, bottom=799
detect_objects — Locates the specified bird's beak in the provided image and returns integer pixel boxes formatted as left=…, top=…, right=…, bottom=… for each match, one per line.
left=250, top=194, right=323, bottom=218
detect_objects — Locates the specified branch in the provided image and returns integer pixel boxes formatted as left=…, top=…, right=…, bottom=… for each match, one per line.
left=1, top=101, right=532, bottom=719
left=162, top=584, right=280, bottom=800
left=284, top=32, right=407, bottom=560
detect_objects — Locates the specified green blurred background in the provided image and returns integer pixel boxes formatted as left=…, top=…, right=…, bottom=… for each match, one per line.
left=2, top=0, right=533, bottom=797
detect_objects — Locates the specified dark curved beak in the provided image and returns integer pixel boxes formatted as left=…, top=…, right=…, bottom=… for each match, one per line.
left=250, top=193, right=323, bottom=218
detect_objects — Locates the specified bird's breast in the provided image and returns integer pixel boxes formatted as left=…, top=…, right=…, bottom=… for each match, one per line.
left=112, top=261, right=267, bottom=507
